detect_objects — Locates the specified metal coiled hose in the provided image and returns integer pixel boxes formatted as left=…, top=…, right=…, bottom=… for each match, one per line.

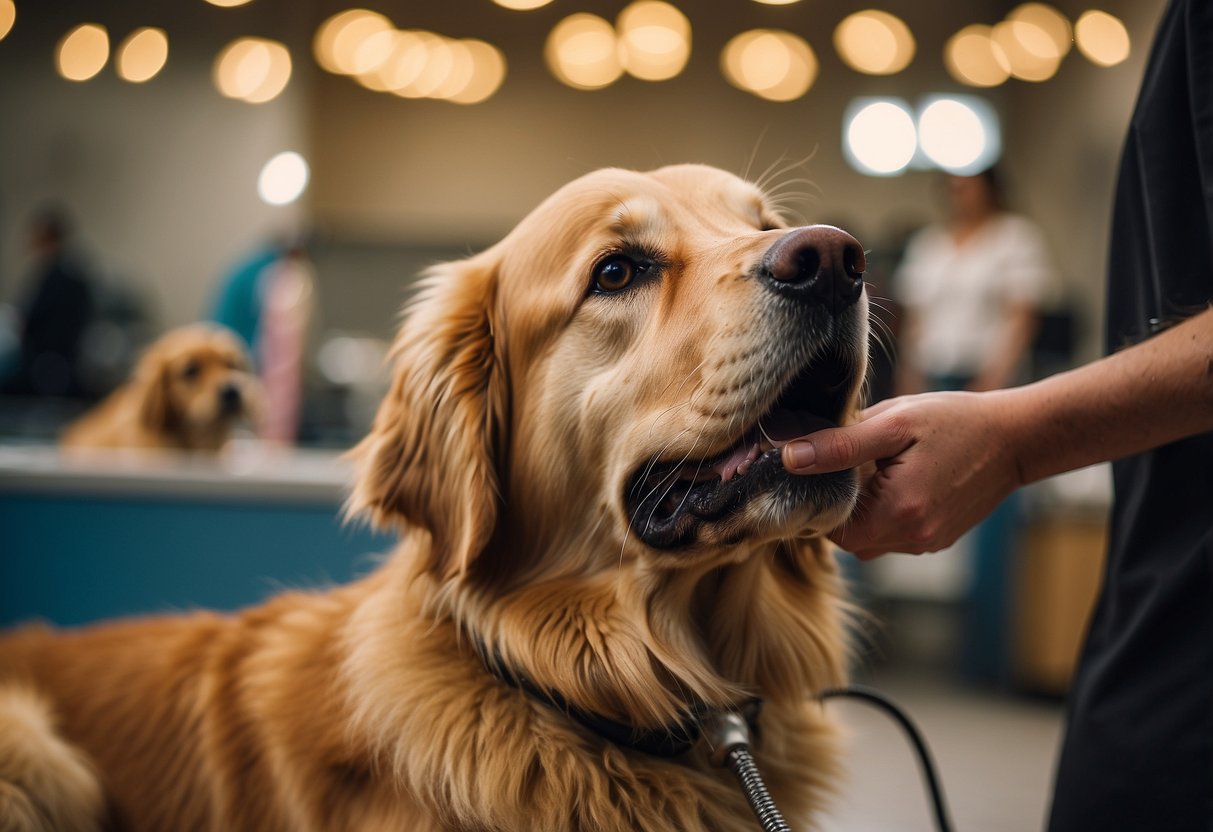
left=722, top=744, right=792, bottom=832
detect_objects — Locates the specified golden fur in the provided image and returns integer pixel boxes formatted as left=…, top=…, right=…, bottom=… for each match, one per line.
left=60, top=324, right=261, bottom=452
left=1, top=164, right=868, bottom=831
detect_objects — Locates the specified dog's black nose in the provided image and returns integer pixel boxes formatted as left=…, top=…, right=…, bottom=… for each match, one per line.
left=759, top=225, right=866, bottom=314
left=220, top=383, right=242, bottom=413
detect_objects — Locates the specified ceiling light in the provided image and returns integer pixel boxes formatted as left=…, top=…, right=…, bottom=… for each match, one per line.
left=1074, top=10, right=1130, bottom=67
left=945, top=24, right=1011, bottom=87
left=546, top=14, right=623, bottom=90
left=721, top=29, right=817, bottom=102
left=617, top=1, right=691, bottom=82
left=844, top=98, right=917, bottom=176
left=57, top=24, right=109, bottom=82
left=258, top=152, right=309, bottom=206
left=834, top=10, right=915, bottom=75
left=116, top=27, right=169, bottom=83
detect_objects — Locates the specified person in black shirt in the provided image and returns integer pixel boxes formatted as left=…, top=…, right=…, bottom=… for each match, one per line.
left=4, top=208, right=95, bottom=397
left=781, top=1, right=1213, bottom=826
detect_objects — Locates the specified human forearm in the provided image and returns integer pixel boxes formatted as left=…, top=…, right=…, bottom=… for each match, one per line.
left=1000, top=306, right=1213, bottom=485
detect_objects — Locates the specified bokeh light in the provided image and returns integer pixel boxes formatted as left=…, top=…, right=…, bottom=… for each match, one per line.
left=448, top=40, right=507, bottom=104
left=545, top=14, right=624, bottom=90
left=258, top=151, right=309, bottom=206
left=721, top=29, right=817, bottom=102
left=0, top=0, right=15, bottom=43
left=1075, top=10, right=1130, bottom=67
left=116, top=27, right=169, bottom=83
left=844, top=99, right=917, bottom=176
left=918, top=97, right=1000, bottom=174
left=205, top=0, right=254, bottom=6
left=751, top=0, right=802, bottom=5
left=314, top=9, right=393, bottom=76
left=992, top=19, right=1062, bottom=82
left=945, top=24, right=1011, bottom=87
left=1008, top=3, right=1072, bottom=59
left=491, top=0, right=555, bottom=8
left=57, top=24, right=110, bottom=82
left=214, top=37, right=292, bottom=104
left=834, top=10, right=915, bottom=75
left=616, top=1, right=691, bottom=82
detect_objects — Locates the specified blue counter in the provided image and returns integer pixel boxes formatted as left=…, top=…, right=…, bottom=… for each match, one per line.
left=0, top=446, right=395, bottom=628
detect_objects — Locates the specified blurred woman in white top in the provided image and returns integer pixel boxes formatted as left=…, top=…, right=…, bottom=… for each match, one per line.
left=895, top=168, right=1053, bottom=395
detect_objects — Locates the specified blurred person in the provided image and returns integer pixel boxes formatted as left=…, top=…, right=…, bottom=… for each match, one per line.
left=3, top=206, right=96, bottom=398
left=211, top=236, right=315, bottom=445
left=782, top=0, right=1213, bottom=827
left=894, top=168, right=1051, bottom=396
left=257, top=240, right=315, bottom=445
left=890, top=168, right=1056, bottom=684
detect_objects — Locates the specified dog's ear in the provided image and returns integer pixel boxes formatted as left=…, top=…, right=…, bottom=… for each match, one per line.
left=349, top=256, right=507, bottom=579
left=137, top=345, right=174, bottom=432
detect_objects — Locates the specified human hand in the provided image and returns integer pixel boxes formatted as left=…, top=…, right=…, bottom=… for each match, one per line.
left=781, top=391, right=1025, bottom=559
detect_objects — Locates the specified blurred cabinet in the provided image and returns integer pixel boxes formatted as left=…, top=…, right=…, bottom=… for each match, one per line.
left=1013, top=517, right=1107, bottom=695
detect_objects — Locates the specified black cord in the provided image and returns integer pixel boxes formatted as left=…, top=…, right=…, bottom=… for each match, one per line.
left=819, top=685, right=956, bottom=832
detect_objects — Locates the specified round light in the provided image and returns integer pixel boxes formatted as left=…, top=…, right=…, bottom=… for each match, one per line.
left=844, top=99, right=917, bottom=176
left=116, top=27, right=168, bottom=83
left=448, top=39, right=507, bottom=104
left=945, top=25, right=1011, bottom=87
left=834, top=10, right=915, bottom=75
left=751, top=0, right=802, bottom=4
left=258, top=152, right=309, bottom=206
left=918, top=98, right=999, bottom=174
left=0, top=0, right=15, bottom=43
left=404, top=37, right=456, bottom=97
left=1075, top=10, right=1130, bottom=67
left=214, top=37, right=292, bottom=103
left=491, top=0, right=554, bottom=8
left=314, top=9, right=393, bottom=76
left=545, top=14, right=623, bottom=91
left=387, top=31, right=444, bottom=97
left=617, top=1, right=691, bottom=82
left=992, top=20, right=1061, bottom=81
left=721, top=29, right=817, bottom=102
left=205, top=0, right=254, bottom=6
left=57, top=24, right=110, bottom=82
left=429, top=39, right=478, bottom=100
left=1008, top=3, right=1072, bottom=59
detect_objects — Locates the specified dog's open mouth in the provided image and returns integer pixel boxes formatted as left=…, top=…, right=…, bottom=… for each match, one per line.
left=626, top=349, right=857, bottom=549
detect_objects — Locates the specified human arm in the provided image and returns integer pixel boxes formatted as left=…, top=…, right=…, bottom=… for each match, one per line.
left=784, top=306, right=1213, bottom=558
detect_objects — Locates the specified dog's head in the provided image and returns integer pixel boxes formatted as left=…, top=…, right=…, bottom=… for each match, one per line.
left=137, top=323, right=261, bottom=446
left=353, top=164, right=867, bottom=580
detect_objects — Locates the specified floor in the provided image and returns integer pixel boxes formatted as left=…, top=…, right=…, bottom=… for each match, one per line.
left=817, top=672, right=1066, bottom=832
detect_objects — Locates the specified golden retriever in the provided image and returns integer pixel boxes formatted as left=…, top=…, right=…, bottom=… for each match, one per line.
left=60, top=323, right=261, bottom=452
left=0, top=164, right=868, bottom=831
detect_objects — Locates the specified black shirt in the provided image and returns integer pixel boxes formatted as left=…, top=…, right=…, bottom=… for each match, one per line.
left=1049, top=1, right=1213, bottom=829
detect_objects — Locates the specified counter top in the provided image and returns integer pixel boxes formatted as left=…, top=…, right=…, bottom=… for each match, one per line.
left=0, top=442, right=357, bottom=504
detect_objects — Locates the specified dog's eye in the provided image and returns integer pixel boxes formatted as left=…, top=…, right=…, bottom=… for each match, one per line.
left=181, top=360, right=201, bottom=381
left=592, top=255, right=641, bottom=293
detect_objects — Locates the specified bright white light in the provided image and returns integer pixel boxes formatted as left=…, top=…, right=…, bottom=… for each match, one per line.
left=258, top=152, right=309, bottom=206
left=918, top=97, right=999, bottom=174
left=844, top=99, right=917, bottom=176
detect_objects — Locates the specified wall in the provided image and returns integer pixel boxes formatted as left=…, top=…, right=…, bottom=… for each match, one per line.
left=0, top=0, right=1167, bottom=346
left=0, top=0, right=310, bottom=329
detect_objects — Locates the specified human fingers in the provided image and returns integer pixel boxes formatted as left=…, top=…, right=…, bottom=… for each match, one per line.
left=781, top=413, right=912, bottom=475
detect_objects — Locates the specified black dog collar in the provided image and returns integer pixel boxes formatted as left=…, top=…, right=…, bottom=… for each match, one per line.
left=474, top=640, right=761, bottom=758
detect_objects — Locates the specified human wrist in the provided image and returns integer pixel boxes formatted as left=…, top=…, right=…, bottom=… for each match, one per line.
left=984, top=386, right=1036, bottom=488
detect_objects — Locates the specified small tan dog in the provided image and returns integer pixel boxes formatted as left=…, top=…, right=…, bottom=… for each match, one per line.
left=1, top=165, right=868, bottom=831
left=60, top=323, right=261, bottom=452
